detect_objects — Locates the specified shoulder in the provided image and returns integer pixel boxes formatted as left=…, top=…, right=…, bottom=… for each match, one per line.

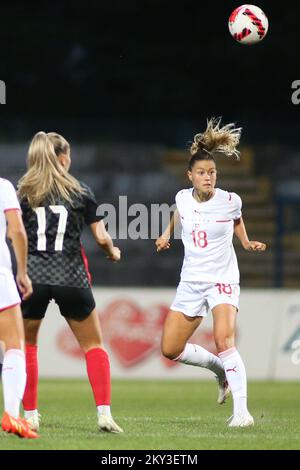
left=78, top=181, right=96, bottom=198
left=216, top=188, right=242, bottom=206
left=68, top=181, right=97, bottom=207
left=0, top=178, right=17, bottom=199
left=230, top=191, right=242, bottom=208
left=175, top=188, right=193, bottom=202
left=78, top=181, right=91, bottom=192
left=0, top=178, right=15, bottom=191
left=0, top=178, right=20, bottom=213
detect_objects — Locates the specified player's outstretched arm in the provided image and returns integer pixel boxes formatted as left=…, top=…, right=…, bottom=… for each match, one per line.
left=90, top=220, right=121, bottom=262
left=234, top=217, right=267, bottom=252
left=155, top=209, right=179, bottom=252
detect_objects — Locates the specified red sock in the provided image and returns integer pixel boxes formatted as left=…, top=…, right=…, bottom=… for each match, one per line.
left=85, top=348, right=111, bottom=406
left=23, top=344, right=38, bottom=411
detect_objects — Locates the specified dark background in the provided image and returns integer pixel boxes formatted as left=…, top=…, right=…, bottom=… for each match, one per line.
left=0, top=1, right=298, bottom=142
left=1, top=1, right=299, bottom=287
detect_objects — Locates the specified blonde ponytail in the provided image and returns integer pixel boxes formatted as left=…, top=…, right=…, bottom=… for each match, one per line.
left=190, top=117, right=242, bottom=159
left=18, top=131, right=86, bottom=208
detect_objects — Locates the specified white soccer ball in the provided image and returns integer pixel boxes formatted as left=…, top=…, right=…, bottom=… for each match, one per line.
left=228, top=4, right=269, bottom=45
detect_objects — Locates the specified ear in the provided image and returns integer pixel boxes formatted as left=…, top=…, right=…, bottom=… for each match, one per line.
left=187, top=170, right=192, bottom=182
left=57, top=154, right=67, bottom=168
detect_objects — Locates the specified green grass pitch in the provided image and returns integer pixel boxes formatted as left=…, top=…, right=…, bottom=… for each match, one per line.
left=0, top=379, right=299, bottom=450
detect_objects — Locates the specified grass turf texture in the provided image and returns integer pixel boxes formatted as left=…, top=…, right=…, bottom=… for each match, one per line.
left=0, top=380, right=299, bottom=450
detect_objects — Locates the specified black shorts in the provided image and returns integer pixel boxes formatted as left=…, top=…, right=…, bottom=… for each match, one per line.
left=22, top=284, right=96, bottom=321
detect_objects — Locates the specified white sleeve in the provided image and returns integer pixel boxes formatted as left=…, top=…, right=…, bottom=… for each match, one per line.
left=229, top=192, right=242, bottom=220
left=0, top=180, right=21, bottom=212
left=175, top=191, right=184, bottom=217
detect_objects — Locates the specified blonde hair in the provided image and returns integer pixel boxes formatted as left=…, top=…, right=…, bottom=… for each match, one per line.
left=18, top=131, right=86, bottom=208
left=190, top=117, right=242, bottom=161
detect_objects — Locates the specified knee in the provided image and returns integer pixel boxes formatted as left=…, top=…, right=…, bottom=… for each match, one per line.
left=215, top=335, right=235, bottom=354
left=161, top=343, right=184, bottom=361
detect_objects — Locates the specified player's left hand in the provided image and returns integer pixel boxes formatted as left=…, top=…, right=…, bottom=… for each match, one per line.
left=16, top=272, right=33, bottom=300
left=107, top=246, right=121, bottom=262
left=243, top=241, right=267, bottom=252
left=155, top=236, right=171, bottom=252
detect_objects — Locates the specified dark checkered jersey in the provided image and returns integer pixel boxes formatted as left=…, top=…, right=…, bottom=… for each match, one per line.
left=20, top=182, right=102, bottom=288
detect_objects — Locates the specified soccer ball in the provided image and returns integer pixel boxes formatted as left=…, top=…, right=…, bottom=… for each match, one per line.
left=228, top=4, right=269, bottom=45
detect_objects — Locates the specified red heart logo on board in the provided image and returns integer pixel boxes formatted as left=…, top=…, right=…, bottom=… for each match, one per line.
left=56, top=299, right=221, bottom=369
left=101, top=300, right=168, bottom=367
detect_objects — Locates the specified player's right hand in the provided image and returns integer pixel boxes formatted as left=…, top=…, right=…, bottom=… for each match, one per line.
left=107, top=247, right=121, bottom=262
left=155, top=237, right=171, bottom=252
left=16, top=272, right=33, bottom=300
left=243, top=241, right=267, bottom=252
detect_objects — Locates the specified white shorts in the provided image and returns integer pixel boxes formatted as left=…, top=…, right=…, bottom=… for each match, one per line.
left=170, top=281, right=240, bottom=318
left=0, top=269, right=21, bottom=312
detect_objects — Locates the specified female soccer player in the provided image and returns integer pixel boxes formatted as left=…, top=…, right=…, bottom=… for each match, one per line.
left=156, top=118, right=266, bottom=427
left=18, top=131, right=123, bottom=433
left=0, top=177, right=38, bottom=438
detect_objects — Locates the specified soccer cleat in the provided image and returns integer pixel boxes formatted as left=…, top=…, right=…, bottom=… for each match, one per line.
left=215, top=375, right=230, bottom=404
left=24, top=411, right=41, bottom=432
left=227, top=412, right=254, bottom=428
left=98, top=414, right=124, bottom=433
left=1, top=412, right=39, bottom=438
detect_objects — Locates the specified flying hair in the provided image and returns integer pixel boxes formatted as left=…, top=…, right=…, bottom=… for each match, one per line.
left=190, top=117, right=242, bottom=160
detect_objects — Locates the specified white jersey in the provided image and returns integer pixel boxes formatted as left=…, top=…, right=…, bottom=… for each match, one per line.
left=0, top=178, right=21, bottom=274
left=175, top=188, right=242, bottom=284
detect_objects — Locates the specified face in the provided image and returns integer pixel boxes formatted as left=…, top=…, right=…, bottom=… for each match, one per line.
left=58, top=151, right=71, bottom=172
left=187, top=159, right=217, bottom=194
